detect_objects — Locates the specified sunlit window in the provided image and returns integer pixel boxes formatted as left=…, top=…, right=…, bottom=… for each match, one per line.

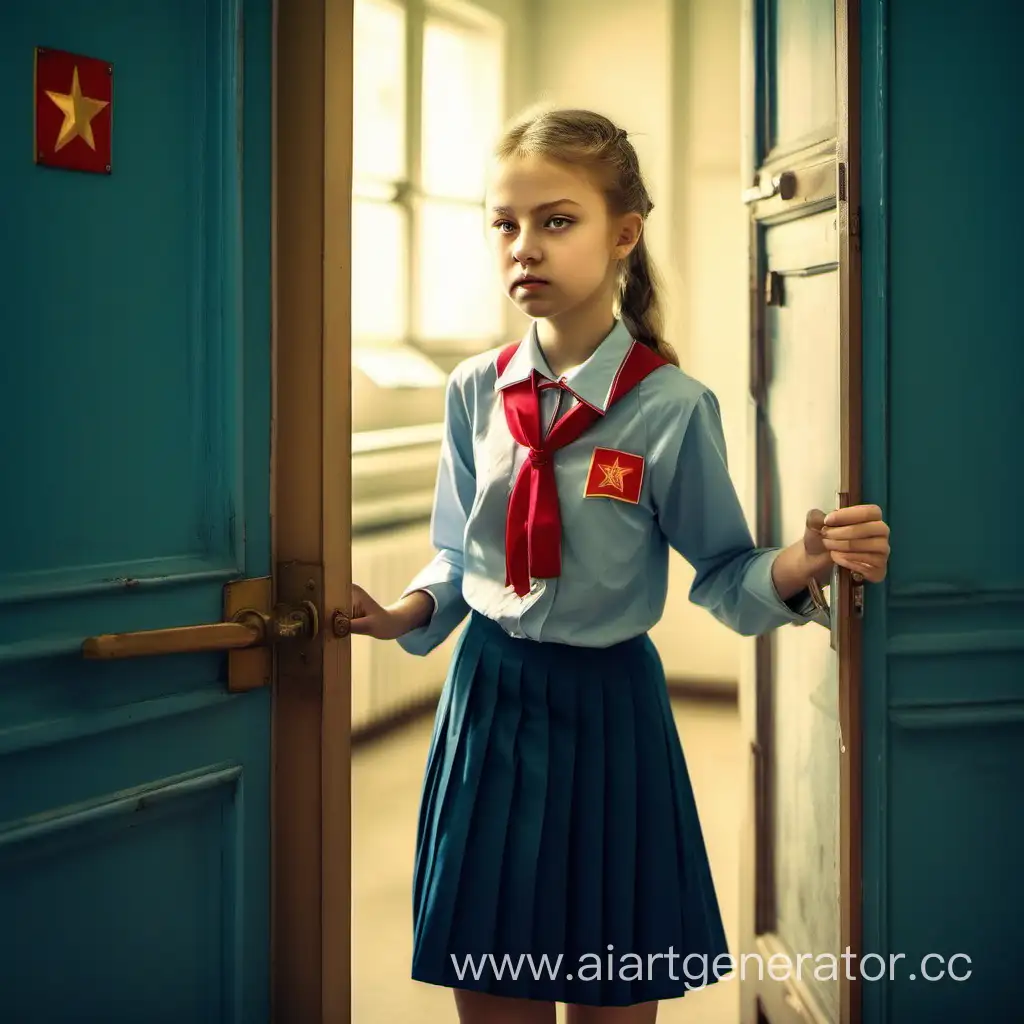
left=351, top=0, right=506, bottom=352
left=352, top=0, right=405, bottom=183
left=352, top=0, right=407, bottom=346
left=420, top=15, right=502, bottom=200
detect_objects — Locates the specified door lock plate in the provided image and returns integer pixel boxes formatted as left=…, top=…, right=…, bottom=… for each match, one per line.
left=275, top=561, right=324, bottom=683
left=224, top=576, right=274, bottom=692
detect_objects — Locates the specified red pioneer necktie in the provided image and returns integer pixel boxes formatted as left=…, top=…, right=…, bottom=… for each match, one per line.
left=496, top=339, right=668, bottom=597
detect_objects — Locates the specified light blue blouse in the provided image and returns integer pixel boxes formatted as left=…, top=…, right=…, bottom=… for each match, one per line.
left=398, top=319, right=828, bottom=657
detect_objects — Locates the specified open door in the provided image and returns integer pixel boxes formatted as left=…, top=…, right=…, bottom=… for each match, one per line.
left=739, top=1, right=862, bottom=1022
left=0, top=1, right=352, bottom=1020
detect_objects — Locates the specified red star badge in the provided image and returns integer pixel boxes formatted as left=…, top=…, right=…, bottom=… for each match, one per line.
left=35, top=48, right=113, bottom=174
left=584, top=447, right=645, bottom=504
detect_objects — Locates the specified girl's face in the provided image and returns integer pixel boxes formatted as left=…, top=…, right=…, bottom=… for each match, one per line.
left=485, top=154, right=641, bottom=321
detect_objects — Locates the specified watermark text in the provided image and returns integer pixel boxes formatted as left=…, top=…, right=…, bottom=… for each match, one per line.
left=449, top=946, right=973, bottom=989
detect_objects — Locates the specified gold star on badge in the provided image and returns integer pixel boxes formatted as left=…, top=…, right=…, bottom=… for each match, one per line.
left=598, top=458, right=633, bottom=492
left=46, top=66, right=108, bottom=152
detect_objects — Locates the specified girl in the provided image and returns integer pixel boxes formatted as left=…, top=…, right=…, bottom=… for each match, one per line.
left=351, top=107, right=891, bottom=1024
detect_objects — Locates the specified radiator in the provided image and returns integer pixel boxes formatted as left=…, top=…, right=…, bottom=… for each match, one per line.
left=350, top=521, right=458, bottom=731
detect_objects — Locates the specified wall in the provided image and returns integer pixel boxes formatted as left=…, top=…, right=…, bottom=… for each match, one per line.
left=524, top=0, right=674, bottom=345
left=525, top=0, right=748, bottom=684
left=665, top=0, right=749, bottom=683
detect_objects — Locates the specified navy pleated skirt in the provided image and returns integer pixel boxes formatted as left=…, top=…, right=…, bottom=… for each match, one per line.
left=410, top=611, right=729, bottom=1008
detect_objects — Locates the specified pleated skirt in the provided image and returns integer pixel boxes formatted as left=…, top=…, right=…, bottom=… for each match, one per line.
left=410, top=611, right=730, bottom=1008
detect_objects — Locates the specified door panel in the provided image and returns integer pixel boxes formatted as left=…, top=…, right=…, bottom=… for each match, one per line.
left=861, top=1, right=1024, bottom=1021
left=765, top=213, right=841, bottom=1023
left=0, top=1, right=273, bottom=1020
left=765, top=0, right=837, bottom=157
left=742, top=1, right=860, bottom=1022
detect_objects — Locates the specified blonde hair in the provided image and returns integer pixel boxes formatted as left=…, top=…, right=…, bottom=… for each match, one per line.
left=494, top=105, right=677, bottom=367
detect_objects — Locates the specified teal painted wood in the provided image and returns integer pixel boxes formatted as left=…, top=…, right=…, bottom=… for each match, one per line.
left=0, top=0, right=273, bottom=1020
left=886, top=5, right=1024, bottom=596
left=860, top=9, right=891, bottom=1020
left=861, top=1, right=1024, bottom=1021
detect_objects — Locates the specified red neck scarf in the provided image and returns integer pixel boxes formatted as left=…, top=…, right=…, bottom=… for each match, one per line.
left=496, top=339, right=668, bottom=597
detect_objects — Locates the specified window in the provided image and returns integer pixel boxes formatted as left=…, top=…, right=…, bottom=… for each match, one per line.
left=352, top=0, right=407, bottom=348
left=351, top=0, right=506, bottom=356
left=351, top=0, right=508, bottom=530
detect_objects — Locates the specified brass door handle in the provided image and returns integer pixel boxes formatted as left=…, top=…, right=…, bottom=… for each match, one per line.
left=80, top=576, right=320, bottom=692
left=82, top=602, right=318, bottom=660
left=83, top=614, right=263, bottom=659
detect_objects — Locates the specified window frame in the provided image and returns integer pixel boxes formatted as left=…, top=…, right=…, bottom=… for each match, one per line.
left=351, top=0, right=509, bottom=357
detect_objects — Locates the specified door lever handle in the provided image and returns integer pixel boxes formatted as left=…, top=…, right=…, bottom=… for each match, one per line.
left=82, top=601, right=318, bottom=660
left=83, top=613, right=267, bottom=659
left=743, top=169, right=797, bottom=204
left=79, top=576, right=320, bottom=692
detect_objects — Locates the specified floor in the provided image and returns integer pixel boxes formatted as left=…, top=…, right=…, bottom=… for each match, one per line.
left=352, top=696, right=743, bottom=1023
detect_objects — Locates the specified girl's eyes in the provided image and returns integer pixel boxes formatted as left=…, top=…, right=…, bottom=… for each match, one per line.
left=493, top=216, right=575, bottom=233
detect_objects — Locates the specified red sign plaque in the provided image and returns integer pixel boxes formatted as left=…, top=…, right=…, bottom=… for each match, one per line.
left=35, top=47, right=113, bottom=174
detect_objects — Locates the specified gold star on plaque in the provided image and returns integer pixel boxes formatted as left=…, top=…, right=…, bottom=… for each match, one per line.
left=598, top=457, right=633, bottom=492
left=46, top=66, right=109, bottom=152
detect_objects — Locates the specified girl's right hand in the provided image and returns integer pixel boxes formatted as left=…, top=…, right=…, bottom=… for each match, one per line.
left=349, top=584, right=433, bottom=640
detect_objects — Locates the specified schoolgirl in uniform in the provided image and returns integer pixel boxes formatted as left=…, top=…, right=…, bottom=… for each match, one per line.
left=351, top=107, right=891, bottom=1024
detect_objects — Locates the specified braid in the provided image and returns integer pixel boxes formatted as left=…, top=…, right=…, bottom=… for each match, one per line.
left=608, top=131, right=676, bottom=366
left=619, top=234, right=666, bottom=358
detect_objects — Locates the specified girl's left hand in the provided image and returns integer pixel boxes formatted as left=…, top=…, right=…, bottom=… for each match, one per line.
left=804, top=504, right=891, bottom=584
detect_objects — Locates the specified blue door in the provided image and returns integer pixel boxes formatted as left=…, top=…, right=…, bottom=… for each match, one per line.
left=0, top=2, right=275, bottom=1021
left=860, top=1, right=1024, bottom=1020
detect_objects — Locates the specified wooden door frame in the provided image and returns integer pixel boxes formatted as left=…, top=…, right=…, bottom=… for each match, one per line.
left=739, top=1, right=863, bottom=1022
left=272, top=0, right=353, bottom=1020
left=834, top=3, right=863, bottom=1021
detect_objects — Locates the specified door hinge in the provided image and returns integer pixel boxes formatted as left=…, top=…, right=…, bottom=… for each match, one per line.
left=838, top=161, right=847, bottom=202
left=765, top=270, right=784, bottom=307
